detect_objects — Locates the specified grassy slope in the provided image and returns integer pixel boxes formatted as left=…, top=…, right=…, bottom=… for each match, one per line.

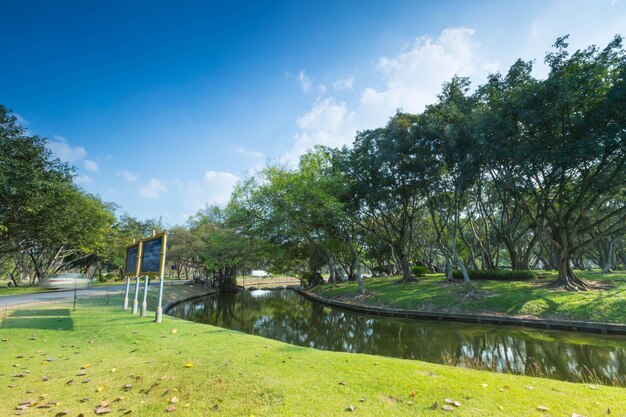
left=1, top=291, right=625, bottom=416
left=312, top=271, right=626, bottom=324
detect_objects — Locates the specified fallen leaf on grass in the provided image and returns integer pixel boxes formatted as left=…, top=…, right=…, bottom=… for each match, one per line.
left=55, top=411, right=69, bottom=417
left=79, top=397, right=90, bottom=403
left=170, top=329, right=177, bottom=335
left=345, top=405, right=356, bottom=412
left=166, top=405, right=176, bottom=412
left=170, top=396, right=179, bottom=403
left=66, top=380, right=74, bottom=385
left=77, top=370, right=87, bottom=376
left=537, top=406, right=549, bottom=411
left=123, top=384, right=133, bottom=391
left=96, top=386, right=104, bottom=392
left=442, top=405, right=454, bottom=412
left=81, top=364, right=90, bottom=369
left=571, top=414, right=587, bottom=417
left=184, top=363, right=193, bottom=368
left=41, top=375, right=51, bottom=381
left=95, top=406, right=112, bottom=414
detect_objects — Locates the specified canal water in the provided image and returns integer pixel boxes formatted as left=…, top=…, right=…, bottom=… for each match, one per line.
left=167, top=289, right=626, bottom=385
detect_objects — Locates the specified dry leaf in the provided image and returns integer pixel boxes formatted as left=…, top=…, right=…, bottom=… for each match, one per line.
left=442, top=405, right=454, bottom=412
left=345, top=405, right=356, bottom=412
left=453, top=401, right=462, bottom=407
left=572, top=414, right=587, bottom=417
left=444, top=398, right=455, bottom=404
left=95, top=406, right=112, bottom=414
left=537, top=406, right=549, bottom=411
left=170, top=329, right=178, bottom=335
left=110, top=368, right=116, bottom=373
left=54, top=411, right=69, bottom=417
left=81, top=364, right=90, bottom=369
left=170, top=396, right=179, bottom=403
left=41, top=375, right=51, bottom=381
left=184, top=363, right=193, bottom=368
left=96, top=386, right=104, bottom=392
left=100, top=400, right=109, bottom=408
left=166, top=405, right=176, bottom=412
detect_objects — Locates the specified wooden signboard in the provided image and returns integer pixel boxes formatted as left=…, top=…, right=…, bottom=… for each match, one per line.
left=140, top=231, right=167, bottom=276
left=123, top=243, right=141, bottom=277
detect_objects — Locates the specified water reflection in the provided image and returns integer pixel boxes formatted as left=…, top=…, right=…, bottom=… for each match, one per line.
left=168, top=290, right=626, bottom=385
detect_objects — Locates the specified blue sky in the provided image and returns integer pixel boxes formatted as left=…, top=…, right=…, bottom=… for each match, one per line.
left=2, top=0, right=625, bottom=225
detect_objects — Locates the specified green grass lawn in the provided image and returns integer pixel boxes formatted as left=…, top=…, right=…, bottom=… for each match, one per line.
left=0, top=285, right=50, bottom=296
left=313, top=270, right=626, bottom=324
left=1, top=289, right=624, bottom=416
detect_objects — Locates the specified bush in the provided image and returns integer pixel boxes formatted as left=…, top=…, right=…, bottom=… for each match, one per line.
left=452, top=269, right=538, bottom=281
left=411, top=265, right=429, bottom=277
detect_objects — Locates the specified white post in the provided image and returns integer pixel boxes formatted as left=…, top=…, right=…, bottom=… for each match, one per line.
left=122, top=277, right=130, bottom=310
left=132, top=277, right=140, bottom=314
left=140, top=276, right=149, bottom=317
left=155, top=231, right=167, bottom=323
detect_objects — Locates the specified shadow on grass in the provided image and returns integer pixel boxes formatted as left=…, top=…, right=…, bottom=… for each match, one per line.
left=3, top=308, right=73, bottom=330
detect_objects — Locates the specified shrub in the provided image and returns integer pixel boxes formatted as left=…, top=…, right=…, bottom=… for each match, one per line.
left=452, top=269, right=538, bottom=281
left=411, top=265, right=429, bottom=277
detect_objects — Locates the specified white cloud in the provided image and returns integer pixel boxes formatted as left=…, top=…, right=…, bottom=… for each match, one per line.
left=117, top=169, right=139, bottom=183
left=83, top=159, right=98, bottom=172
left=13, top=113, right=29, bottom=126
left=183, top=171, right=239, bottom=212
left=298, top=70, right=312, bottom=91
left=283, top=97, right=355, bottom=165
left=138, top=178, right=167, bottom=199
left=232, top=146, right=263, bottom=158
left=333, top=77, right=354, bottom=90
left=74, top=175, right=93, bottom=185
left=359, top=27, right=487, bottom=128
left=47, top=135, right=87, bottom=162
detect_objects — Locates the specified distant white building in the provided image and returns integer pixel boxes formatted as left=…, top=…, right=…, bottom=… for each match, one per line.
left=251, top=270, right=270, bottom=277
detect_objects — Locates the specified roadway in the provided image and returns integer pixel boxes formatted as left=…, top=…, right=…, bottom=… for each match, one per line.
left=0, top=285, right=127, bottom=307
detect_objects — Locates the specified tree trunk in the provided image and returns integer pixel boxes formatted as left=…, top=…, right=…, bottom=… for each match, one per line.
left=327, top=254, right=336, bottom=287
left=552, top=251, right=589, bottom=290
left=353, top=247, right=365, bottom=295
left=452, top=198, right=472, bottom=292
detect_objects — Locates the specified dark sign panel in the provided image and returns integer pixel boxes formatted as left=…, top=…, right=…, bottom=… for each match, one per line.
left=140, top=232, right=166, bottom=276
left=124, top=244, right=141, bottom=277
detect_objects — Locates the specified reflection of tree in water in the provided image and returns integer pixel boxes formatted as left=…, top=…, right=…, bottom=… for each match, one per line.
left=168, top=290, right=626, bottom=386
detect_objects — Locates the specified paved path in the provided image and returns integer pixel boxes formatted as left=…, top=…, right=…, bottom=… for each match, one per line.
left=0, top=285, right=127, bottom=307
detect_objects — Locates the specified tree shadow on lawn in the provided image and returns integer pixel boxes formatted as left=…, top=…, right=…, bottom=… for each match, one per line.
left=3, top=308, right=73, bottom=330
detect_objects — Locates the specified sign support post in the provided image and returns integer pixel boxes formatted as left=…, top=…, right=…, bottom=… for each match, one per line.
left=155, top=232, right=167, bottom=323
left=140, top=276, right=149, bottom=317
left=123, top=277, right=131, bottom=310
left=132, top=277, right=140, bottom=314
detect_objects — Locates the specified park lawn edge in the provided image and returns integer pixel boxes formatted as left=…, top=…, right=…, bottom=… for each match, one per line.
left=0, top=292, right=624, bottom=417
left=311, top=271, right=626, bottom=324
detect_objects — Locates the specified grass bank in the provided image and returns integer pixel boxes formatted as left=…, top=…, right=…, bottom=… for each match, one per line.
left=312, top=271, right=626, bottom=324
left=1, top=291, right=625, bottom=416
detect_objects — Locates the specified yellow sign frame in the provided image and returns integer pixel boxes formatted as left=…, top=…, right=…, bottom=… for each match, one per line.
left=123, top=242, right=143, bottom=278
left=139, top=231, right=167, bottom=277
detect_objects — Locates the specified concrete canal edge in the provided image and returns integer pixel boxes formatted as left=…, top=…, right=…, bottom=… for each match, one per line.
left=296, top=289, right=626, bottom=335
left=163, top=288, right=217, bottom=314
